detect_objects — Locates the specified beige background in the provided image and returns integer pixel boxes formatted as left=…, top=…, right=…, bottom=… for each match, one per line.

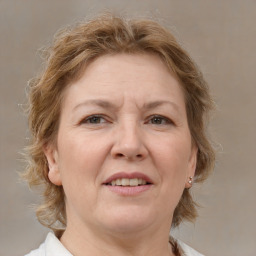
left=0, top=1, right=255, bottom=256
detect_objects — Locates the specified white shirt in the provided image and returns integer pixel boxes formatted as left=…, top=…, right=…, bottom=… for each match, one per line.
left=25, top=232, right=204, bottom=256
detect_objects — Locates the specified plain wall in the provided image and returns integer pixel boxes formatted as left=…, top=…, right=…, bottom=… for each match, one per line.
left=0, top=1, right=255, bottom=255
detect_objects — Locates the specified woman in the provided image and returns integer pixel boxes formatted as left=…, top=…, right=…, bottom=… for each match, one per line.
left=24, top=13, right=215, bottom=256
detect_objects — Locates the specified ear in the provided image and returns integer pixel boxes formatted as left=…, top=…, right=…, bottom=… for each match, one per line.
left=43, top=143, right=62, bottom=186
left=185, top=145, right=198, bottom=189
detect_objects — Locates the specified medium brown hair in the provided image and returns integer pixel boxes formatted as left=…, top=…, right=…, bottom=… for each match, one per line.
left=23, top=13, right=215, bottom=233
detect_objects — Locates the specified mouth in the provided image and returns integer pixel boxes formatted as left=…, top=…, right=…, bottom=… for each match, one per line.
left=105, top=178, right=151, bottom=187
left=103, top=172, right=153, bottom=188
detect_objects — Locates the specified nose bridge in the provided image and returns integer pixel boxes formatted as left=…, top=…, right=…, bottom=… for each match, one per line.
left=111, top=116, right=147, bottom=160
left=121, top=119, right=141, bottom=148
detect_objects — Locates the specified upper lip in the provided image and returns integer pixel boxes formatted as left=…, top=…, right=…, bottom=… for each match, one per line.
left=103, top=172, right=153, bottom=184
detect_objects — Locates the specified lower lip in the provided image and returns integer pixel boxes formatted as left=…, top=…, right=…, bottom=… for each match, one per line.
left=104, top=185, right=152, bottom=196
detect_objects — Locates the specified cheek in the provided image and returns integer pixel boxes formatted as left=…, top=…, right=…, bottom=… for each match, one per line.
left=155, top=143, right=190, bottom=213
left=153, top=136, right=191, bottom=193
left=56, top=134, right=109, bottom=191
left=155, top=136, right=191, bottom=171
left=56, top=140, right=99, bottom=213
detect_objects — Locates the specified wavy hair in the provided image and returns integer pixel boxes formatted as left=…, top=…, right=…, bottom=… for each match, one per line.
left=23, top=13, right=215, bottom=234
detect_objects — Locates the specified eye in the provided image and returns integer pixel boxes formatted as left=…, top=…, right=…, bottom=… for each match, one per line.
left=80, top=115, right=108, bottom=124
left=147, top=115, right=173, bottom=125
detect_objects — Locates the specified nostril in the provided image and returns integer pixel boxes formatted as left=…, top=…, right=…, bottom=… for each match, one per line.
left=114, top=153, right=143, bottom=160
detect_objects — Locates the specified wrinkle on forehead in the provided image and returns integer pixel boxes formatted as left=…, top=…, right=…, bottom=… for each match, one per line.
left=62, top=53, right=186, bottom=117
left=72, top=98, right=181, bottom=117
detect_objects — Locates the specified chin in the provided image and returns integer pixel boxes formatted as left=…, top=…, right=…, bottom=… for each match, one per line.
left=100, top=206, right=157, bottom=234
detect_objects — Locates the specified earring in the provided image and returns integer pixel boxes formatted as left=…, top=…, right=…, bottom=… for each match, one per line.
left=188, top=176, right=193, bottom=184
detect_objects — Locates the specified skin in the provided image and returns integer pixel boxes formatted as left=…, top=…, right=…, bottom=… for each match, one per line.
left=44, top=53, right=197, bottom=256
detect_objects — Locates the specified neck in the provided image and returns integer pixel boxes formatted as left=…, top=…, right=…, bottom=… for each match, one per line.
left=60, top=222, right=175, bottom=256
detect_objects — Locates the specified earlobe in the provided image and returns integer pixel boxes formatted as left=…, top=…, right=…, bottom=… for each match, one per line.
left=185, top=145, right=198, bottom=189
left=43, top=144, right=62, bottom=186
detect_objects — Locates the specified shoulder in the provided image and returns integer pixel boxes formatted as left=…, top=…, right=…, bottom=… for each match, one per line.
left=177, top=240, right=205, bottom=256
left=24, top=232, right=72, bottom=256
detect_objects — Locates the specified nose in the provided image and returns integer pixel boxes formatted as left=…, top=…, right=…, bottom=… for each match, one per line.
left=110, top=121, right=148, bottom=161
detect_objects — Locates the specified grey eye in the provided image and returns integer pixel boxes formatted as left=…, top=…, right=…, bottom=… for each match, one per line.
left=149, top=115, right=172, bottom=125
left=80, top=115, right=107, bottom=125
left=87, top=116, right=103, bottom=123
left=151, top=116, right=164, bottom=124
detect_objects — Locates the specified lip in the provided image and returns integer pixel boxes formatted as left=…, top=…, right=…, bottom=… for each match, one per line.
left=105, top=184, right=152, bottom=196
left=102, top=172, right=153, bottom=185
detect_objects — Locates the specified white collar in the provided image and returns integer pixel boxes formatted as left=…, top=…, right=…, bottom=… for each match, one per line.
left=44, top=232, right=72, bottom=256
left=26, top=232, right=204, bottom=256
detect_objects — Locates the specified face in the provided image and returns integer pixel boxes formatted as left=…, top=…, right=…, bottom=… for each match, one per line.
left=45, top=53, right=197, bottom=236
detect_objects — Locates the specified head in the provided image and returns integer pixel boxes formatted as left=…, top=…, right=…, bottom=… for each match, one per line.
left=24, top=13, right=215, bottom=234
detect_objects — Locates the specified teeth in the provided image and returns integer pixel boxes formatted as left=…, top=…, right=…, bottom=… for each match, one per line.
left=130, top=178, right=138, bottom=186
left=116, top=179, right=121, bottom=185
left=141, top=179, right=146, bottom=185
left=121, top=178, right=130, bottom=186
left=108, top=178, right=148, bottom=186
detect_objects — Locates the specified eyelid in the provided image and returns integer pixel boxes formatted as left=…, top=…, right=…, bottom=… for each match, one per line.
left=77, top=114, right=174, bottom=126
left=146, top=114, right=174, bottom=125
left=79, top=114, right=109, bottom=125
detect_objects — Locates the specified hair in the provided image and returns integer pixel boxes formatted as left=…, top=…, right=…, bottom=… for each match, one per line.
left=23, top=12, right=215, bottom=234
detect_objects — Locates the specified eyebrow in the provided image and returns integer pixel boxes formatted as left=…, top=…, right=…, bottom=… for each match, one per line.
left=73, top=99, right=180, bottom=112
left=73, top=99, right=118, bottom=112
left=142, top=100, right=179, bottom=112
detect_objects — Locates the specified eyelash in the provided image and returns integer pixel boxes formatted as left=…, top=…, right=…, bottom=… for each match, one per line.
left=80, top=114, right=108, bottom=125
left=79, top=114, right=173, bottom=126
left=146, top=115, right=174, bottom=125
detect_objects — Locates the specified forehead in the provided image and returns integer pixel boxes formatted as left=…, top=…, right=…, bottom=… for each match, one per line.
left=62, top=53, right=185, bottom=111
left=78, top=53, right=176, bottom=87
